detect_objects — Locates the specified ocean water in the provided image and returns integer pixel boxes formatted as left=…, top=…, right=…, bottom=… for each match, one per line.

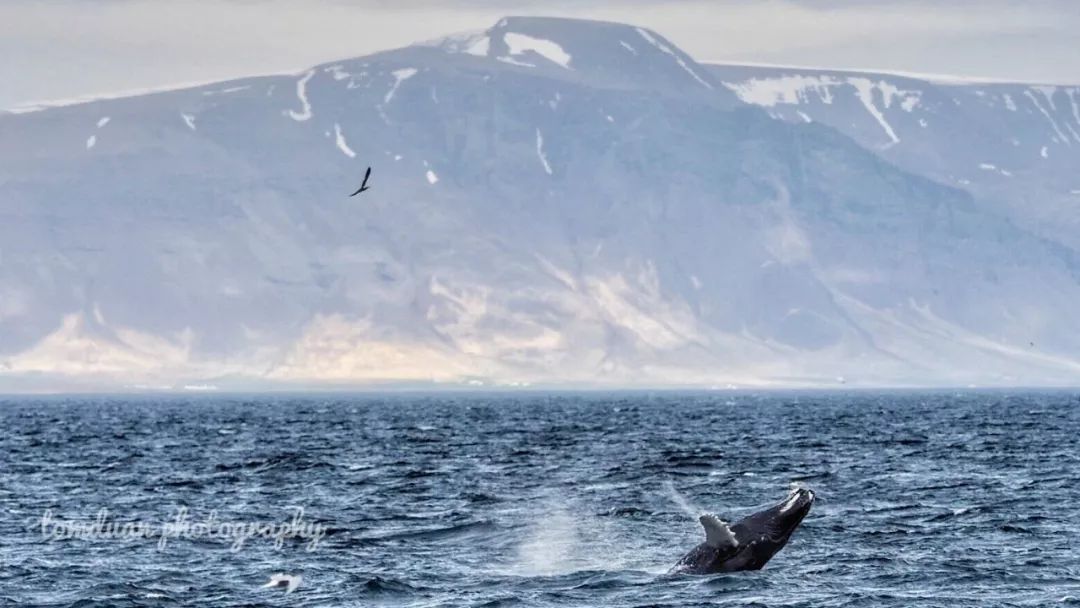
left=1, top=391, right=1078, bottom=607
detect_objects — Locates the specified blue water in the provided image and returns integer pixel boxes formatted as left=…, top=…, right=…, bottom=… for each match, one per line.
left=2, top=391, right=1078, bottom=607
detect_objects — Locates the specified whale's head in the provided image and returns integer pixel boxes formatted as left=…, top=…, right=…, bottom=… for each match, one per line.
left=724, top=487, right=814, bottom=570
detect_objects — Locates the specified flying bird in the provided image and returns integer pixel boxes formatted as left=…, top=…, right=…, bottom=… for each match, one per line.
left=350, top=167, right=372, bottom=196
left=262, top=573, right=302, bottom=594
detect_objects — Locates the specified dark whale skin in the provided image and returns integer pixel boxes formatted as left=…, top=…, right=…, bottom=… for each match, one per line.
left=671, top=488, right=814, bottom=574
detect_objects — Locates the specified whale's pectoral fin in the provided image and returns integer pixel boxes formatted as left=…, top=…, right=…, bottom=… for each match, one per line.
left=700, top=514, right=738, bottom=549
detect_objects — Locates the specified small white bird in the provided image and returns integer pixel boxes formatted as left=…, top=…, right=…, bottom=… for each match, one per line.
left=262, top=573, right=302, bottom=594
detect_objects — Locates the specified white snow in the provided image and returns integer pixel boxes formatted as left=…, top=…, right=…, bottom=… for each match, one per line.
left=334, top=123, right=356, bottom=158
left=181, top=113, right=196, bottom=130
left=96, top=117, right=110, bottom=128
left=919, top=118, right=928, bottom=127
left=426, top=170, right=439, bottom=184
left=496, top=56, right=535, bottom=68
left=1034, top=85, right=1059, bottom=108
left=797, top=111, right=812, bottom=123
left=465, top=36, right=490, bottom=57
left=723, top=75, right=840, bottom=106
left=1003, top=93, right=1017, bottom=111
left=1044, top=88, right=1080, bottom=142
left=1042, top=146, right=1049, bottom=158
left=705, top=60, right=1075, bottom=86
left=978, top=163, right=1012, bottom=176
left=85, top=135, right=96, bottom=149
left=725, top=76, right=919, bottom=131
left=203, top=85, right=245, bottom=96
left=1025, top=89, right=1072, bottom=145
left=384, top=68, right=418, bottom=104
left=503, top=32, right=572, bottom=69
left=690, top=275, right=703, bottom=290
left=1069, top=90, right=1080, bottom=130
left=394, top=154, right=403, bottom=161
left=619, top=41, right=638, bottom=55
left=325, top=65, right=350, bottom=81
left=850, top=78, right=900, bottom=145
left=635, top=27, right=712, bottom=89
left=535, top=128, right=553, bottom=175
left=288, top=70, right=315, bottom=121
left=606, top=115, right=615, bottom=123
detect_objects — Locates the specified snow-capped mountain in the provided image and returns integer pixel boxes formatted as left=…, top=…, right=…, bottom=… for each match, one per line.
left=710, top=63, right=1080, bottom=249
left=2, top=17, right=1079, bottom=391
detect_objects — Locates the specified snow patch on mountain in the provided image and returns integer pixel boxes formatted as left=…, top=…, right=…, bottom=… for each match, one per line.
left=325, top=65, right=350, bottom=81
left=723, top=75, right=841, bottom=106
left=536, top=128, right=553, bottom=175
left=503, top=32, right=572, bottom=69
left=1069, top=90, right=1080, bottom=126
left=334, top=123, right=356, bottom=158
left=635, top=27, right=712, bottom=89
left=1025, top=89, right=1072, bottom=145
left=385, top=68, right=418, bottom=104
left=850, top=78, right=901, bottom=145
left=465, top=36, right=490, bottom=57
left=288, top=70, right=315, bottom=121
left=497, top=56, right=535, bottom=68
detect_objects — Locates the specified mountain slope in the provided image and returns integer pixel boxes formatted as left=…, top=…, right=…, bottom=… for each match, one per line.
left=710, top=63, right=1080, bottom=249
left=2, top=17, right=1080, bottom=390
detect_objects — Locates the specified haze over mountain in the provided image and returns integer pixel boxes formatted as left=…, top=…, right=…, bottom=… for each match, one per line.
left=2, top=16, right=1079, bottom=391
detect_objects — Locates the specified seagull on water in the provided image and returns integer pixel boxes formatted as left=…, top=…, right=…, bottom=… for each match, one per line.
left=262, top=573, right=302, bottom=594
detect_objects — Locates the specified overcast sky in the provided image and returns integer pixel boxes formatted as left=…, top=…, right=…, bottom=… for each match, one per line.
left=2, top=0, right=1078, bottom=110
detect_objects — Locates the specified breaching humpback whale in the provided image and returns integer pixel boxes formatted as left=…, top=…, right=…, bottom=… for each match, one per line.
left=671, top=487, right=814, bottom=574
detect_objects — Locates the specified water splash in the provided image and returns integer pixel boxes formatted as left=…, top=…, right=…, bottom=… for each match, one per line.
left=664, top=480, right=703, bottom=519
left=509, top=499, right=658, bottom=576
left=516, top=505, right=581, bottom=576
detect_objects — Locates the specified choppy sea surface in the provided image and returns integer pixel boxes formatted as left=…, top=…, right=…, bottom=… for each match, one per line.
left=2, top=391, right=1079, bottom=607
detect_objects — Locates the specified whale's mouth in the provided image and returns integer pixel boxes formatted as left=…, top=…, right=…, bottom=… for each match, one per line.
left=759, top=488, right=814, bottom=539
left=778, top=487, right=814, bottom=514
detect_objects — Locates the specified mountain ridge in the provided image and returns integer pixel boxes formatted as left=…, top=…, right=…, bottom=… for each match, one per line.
left=2, top=16, right=1080, bottom=392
